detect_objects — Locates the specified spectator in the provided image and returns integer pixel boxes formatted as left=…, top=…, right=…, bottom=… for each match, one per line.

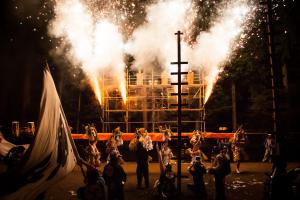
left=136, top=140, right=150, bottom=189
left=209, top=146, right=231, bottom=200
left=77, top=168, right=107, bottom=200
left=268, top=155, right=293, bottom=200
left=187, top=156, right=207, bottom=198
left=103, top=152, right=127, bottom=200
left=262, top=134, right=276, bottom=163
left=157, top=163, right=176, bottom=199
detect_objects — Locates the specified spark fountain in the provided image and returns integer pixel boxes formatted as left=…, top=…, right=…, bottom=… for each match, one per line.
left=48, top=0, right=256, bottom=132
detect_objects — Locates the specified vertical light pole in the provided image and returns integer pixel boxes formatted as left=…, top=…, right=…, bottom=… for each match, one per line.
left=171, top=31, right=188, bottom=193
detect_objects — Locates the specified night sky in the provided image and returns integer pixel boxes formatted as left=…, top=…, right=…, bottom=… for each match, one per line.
left=0, top=1, right=50, bottom=126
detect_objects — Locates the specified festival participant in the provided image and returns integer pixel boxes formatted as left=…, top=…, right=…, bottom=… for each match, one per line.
left=85, top=123, right=98, bottom=143
left=161, top=142, right=173, bottom=166
left=85, top=139, right=101, bottom=168
left=103, top=152, right=127, bottom=200
left=208, top=146, right=231, bottom=200
left=187, top=156, right=207, bottom=198
left=262, top=134, right=276, bottom=163
left=105, top=127, right=124, bottom=164
left=231, top=126, right=248, bottom=173
left=129, top=128, right=153, bottom=189
left=139, top=128, right=153, bottom=151
left=112, top=127, right=123, bottom=146
left=136, top=132, right=153, bottom=189
left=186, top=130, right=208, bottom=163
left=159, top=125, right=173, bottom=143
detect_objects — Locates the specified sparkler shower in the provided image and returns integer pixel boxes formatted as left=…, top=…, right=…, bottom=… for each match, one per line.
left=48, top=0, right=256, bottom=105
left=48, top=0, right=127, bottom=105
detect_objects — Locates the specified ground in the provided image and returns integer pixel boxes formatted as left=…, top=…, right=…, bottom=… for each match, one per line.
left=45, top=162, right=300, bottom=200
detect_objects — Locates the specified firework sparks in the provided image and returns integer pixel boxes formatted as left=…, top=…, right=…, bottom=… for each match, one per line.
left=119, top=76, right=127, bottom=105
left=49, top=0, right=127, bottom=104
left=189, top=0, right=254, bottom=104
left=48, top=0, right=256, bottom=107
left=126, top=0, right=196, bottom=71
left=91, top=76, right=102, bottom=105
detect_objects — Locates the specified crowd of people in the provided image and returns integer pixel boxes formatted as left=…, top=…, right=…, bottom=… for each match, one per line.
left=1, top=123, right=296, bottom=200
left=78, top=125, right=237, bottom=200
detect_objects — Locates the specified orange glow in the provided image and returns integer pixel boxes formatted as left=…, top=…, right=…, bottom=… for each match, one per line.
left=119, top=79, right=127, bottom=105
left=91, top=76, right=102, bottom=105
left=204, top=79, right=214, bottom=104
left=204, top=68, right=220, bottom=104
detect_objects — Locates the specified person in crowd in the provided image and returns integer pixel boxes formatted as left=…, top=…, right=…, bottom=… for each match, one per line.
left=139, top=128, right=153, bottom=151
left=103, top=152, right=127, bottom=200
left=159, top=125, right=173, bottom=144
left=209, top=146, right=231, bottom=200
left=262, top=134, right=276, bottom=163
left=157, top=163, right=176, bottom=199
left=129, top=128, right=140, bottom=152
left=105, top=127, right=124, bottom=164
left=136, top=139, right=150, bottom=189
left=231, top=126, right=247, bottom=173
left=85, top=139, right=101, bottom=168
left=77, top=168, right=107, bottom=200
left=266, top=155, right=293, bottom=200
left=190, top=130, right=205, bottom=148
left=161, top=142, right=173, bottom=166
left=187, top=156, right=207, bottom=198
left=85, top=123, right=98, bottom=143
left=189, top=130, right=208, bottom=163
left=112, top=127, right=123, bottom=147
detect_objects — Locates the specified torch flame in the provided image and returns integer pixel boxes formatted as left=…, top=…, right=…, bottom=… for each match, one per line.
left=91, top=76, right=102, bottom=106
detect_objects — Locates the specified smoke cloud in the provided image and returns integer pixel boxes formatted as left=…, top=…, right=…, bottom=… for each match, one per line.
left=125, top=0, right=195, bottom=72
left=48, top=0, right=255, bottom=103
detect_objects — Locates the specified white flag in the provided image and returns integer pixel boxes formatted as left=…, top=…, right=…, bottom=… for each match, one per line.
left=0, top=68, right=78, bottom=200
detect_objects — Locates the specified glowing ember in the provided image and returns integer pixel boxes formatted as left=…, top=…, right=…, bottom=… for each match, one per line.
left=91, top=76, right=102, bottom=106
left=204, top=68, right=222, bottom=104
left=119, top=77, right=127, bottom=105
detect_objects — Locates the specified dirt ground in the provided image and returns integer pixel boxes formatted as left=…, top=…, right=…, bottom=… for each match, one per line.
left=44, top=162, right=300, bottom=200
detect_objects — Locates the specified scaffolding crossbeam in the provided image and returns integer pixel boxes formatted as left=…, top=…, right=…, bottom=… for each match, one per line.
left=170, top=61, right=188, bottom=65
left=171, top=72, right=188, bottom=75
left=171, top=92, right=188, bottom=96
left=171, top=82, right=188, bottom=85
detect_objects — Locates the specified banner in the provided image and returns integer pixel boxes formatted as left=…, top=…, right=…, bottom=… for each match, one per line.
left=0, top=68, right=78, bottom=200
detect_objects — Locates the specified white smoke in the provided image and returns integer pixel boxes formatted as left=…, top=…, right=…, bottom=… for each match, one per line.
left=125, top=0, right=252, bottom=102
left=48, top=0, right=125, bottom=82
left=125, top=0, right=195, bottom=72
left=48, top=0, right=254, bottom=104
left=188, top=1, right=251, bottom=102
